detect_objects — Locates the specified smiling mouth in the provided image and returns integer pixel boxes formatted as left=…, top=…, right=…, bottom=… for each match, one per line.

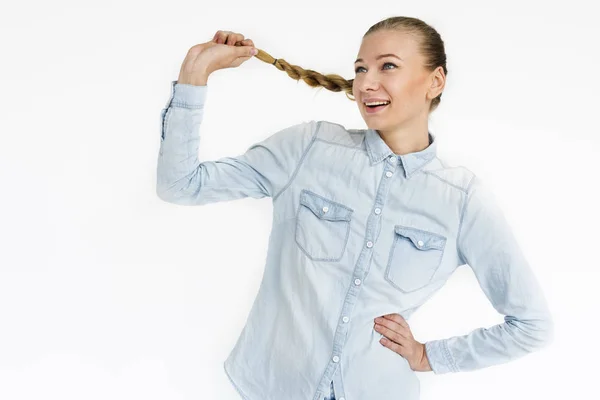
left=364, top=102, right=390, bottom=113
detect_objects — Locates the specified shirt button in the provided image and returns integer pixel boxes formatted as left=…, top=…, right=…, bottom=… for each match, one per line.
left=388, top=155, right=395, bottom=162
left=332, top=355, right=340, bottom=363
left=385, top=171, right=393, bottom=178
left=342, top=316, right=349, bottom=323
left=417, top=240, right=424, bottom=247
left=366, top=241, right=373, bottom=248
left=322, top=206, right=328, bottom=213
left=354, top=278, right=361, bottom=286
left=339, top=397, right=346, bottom=400
left=374, top=208, right=381, bottom=214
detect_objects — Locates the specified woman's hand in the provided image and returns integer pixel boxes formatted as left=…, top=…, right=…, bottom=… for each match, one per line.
left=374, top=313, right=432, bottom=372
left=177, top=30, right=257, bottom=86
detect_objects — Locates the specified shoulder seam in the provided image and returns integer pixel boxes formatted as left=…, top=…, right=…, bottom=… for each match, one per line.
left=437, top=156, right=448, bottom=168
left=272, top=120, right=321, bottom=201
left=456, top=173, right=477, bottom=266
left=422, top=171, right=465, bottom=193
left=421, top=169, right=471, bottom=194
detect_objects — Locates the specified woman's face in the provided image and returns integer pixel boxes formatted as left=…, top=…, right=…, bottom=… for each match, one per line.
left=353, top=30, right=436, bottom=132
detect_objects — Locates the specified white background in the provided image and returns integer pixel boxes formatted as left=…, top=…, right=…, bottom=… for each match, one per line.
left=1, top=1, right=598, bottom=399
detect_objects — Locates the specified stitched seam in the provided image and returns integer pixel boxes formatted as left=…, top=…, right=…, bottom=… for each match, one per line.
left=393, top=224, right=446, bottom=241
left=456, top=174, right=477, bottom=266
left=441, top=340, right=460, bottom=372
left=422, top=170, right=469, bottom=193
left=198, top=185, right=264, bottom=194
left=160, top=81, right=177, bottom=141
left=300, top=189, right=354, bottom=213
left=170, top=101, right=204, bottom=109
left=273, top=121, right=322, bottom=202
left=160, top=107, right=172, bottom=142
left=223, top=362, right=251, bottom=400
left=316, top=137, right=368, bottom=152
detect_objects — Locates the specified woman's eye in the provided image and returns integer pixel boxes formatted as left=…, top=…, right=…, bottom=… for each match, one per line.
left=355, top=62, right=397, bottom=73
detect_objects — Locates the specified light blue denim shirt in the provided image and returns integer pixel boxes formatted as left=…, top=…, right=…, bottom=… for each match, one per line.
left=156, top=81, right=554, bottom=400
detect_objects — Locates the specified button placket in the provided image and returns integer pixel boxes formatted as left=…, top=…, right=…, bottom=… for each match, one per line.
left=316, top=156, right=398, bottom=400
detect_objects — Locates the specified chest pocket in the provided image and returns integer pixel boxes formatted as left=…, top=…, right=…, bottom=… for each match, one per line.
left=295, top=189, right=353, bottom=262
left=385, top=225, right=447, bottom=293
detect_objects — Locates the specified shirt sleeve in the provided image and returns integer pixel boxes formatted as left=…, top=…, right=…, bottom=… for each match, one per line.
left=156, top=80, right=319, bottom=205
left=424, top=175, right=554, bottom=374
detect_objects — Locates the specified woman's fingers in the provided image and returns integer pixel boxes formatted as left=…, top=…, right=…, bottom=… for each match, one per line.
left=226, top=33, right=241, bottom=45
left=374, top=313, right=428, bottom=372
left=379, top=336, right=404, bottom=354
left=211, top=31, right=254, bottom=51
left=213, top=30, right=244, bottom=45
left=384, top=314, right=413, bottom=338
left=374, top=313, right=414, bottom=342
left=374, top=320, right=409, bottom=343
left=234, top=39, right=254, bottom=47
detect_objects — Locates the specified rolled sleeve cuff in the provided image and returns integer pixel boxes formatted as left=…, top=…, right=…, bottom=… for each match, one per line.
left=425, top=339, right=460, bottom=374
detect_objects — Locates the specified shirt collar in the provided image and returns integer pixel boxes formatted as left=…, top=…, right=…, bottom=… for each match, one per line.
left=364, top=128, right=438, bottom=178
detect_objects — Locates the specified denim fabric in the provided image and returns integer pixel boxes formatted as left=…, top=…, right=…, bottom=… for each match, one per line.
left=156, top=81, right=554, bottom=400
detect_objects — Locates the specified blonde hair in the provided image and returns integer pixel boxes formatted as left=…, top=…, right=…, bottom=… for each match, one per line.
left=252, top=16, right=448, bottom=113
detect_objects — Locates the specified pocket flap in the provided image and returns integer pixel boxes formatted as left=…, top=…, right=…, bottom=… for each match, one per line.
left=299, top=190, right=353, bottom=222
left=394, top=225, right=446, bottom=251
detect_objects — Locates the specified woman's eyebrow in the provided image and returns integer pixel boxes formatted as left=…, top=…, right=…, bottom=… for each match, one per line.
left=354, top=54, right=403, bottom=64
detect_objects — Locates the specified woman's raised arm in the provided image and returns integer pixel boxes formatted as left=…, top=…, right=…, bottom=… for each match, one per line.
left=156, top=34, right=319, bottom=205
left=156, top=81, right=318, bottom=205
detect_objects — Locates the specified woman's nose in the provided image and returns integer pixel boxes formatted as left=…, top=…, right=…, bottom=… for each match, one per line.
left=357, top=76, right=380, bottom=92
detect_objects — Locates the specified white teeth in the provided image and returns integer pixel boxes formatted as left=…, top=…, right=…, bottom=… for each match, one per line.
left=365, top=101, right=390, bottom=106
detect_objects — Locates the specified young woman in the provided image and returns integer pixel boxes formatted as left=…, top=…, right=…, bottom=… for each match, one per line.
left=157, top=16, right=553, bottom=400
